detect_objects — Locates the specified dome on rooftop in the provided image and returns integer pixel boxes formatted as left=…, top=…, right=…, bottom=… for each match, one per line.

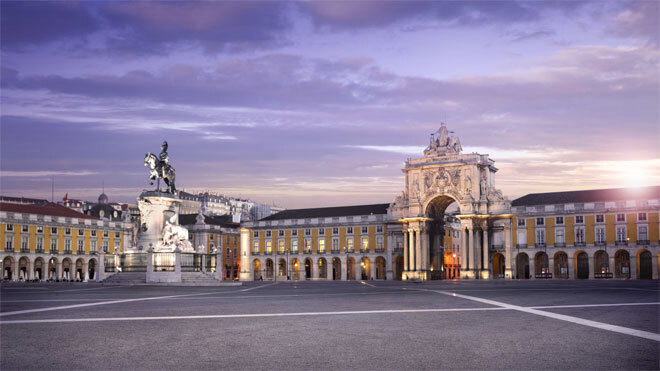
left=98, top=193, right=108, bottom=204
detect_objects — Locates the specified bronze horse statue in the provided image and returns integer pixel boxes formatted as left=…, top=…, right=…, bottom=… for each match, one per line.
left=144, top=152, right=176, bottom=194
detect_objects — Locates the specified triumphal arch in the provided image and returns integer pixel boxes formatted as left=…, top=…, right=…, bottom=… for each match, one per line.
left=389, top=123, right=513, bottom=280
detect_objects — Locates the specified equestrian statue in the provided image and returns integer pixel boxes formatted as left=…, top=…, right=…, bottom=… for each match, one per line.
left=144, top=141, right=177, bottom=194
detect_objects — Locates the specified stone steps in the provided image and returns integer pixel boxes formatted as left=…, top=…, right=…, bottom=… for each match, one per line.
left=102, top=272, right=146, bottom=284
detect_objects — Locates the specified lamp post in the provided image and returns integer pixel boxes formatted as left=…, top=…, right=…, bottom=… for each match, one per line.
left=345, top=244, right=349, bottom=281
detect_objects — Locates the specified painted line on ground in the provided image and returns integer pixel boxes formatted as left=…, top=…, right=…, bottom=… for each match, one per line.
left=239, top=282, right=279, bottom=292
left=0, top=307, right=508, bottom=324
left=423, top=289, right=660, bottom=342
left=360, top=281, right=377, bottom=288
left=530, top=302, right=660, bottom=309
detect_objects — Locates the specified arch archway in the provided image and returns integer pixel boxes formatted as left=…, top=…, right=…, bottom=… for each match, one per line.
left=424, top=194, right=460, bottom=280
left=516, top=253, right=529, bottom=279
left=395, top=256, right=404, bottom=280
left=535, top=252, right=549, bottom=278
left=18, top=256, right=30, bottom=280
left=492, top=253, right=505, bottom=278
left=593, top=250, right=609, bottom=277
left=347, top=257, right=356, bottom=280
left=48, top=257, right=58, bottom=280
left=614, top=250, right=630, bottom=279
left=75, top=258, right=85, bottom=281
left=575, top=251, right=588, bottom=279
left=62, top=258, right=72, bottom=280
left=360, top=257, right=371, bottom=280
left=318, top=258, right=327, bottom=279
left=304, top=258, right=312, bottom=280
left=375, top=256, right=386, bottom=280
left=252, top=259, right=262, bottom=280
left=34, top=257, right=45, bottom=281
left=3, top=256, right=14, bottom=280
left=278, top=258, right=287, bottom=279
left=554, top=251, right=568, bottom=279
left=265, top=259, right=274, bottom=280
left=332, top=258, right=341, bottom=280
left=88, top=258, right=97, bottom=281
left=291, top=258, right=300, bottom=280
left=638, top=250, right=652, bottom=279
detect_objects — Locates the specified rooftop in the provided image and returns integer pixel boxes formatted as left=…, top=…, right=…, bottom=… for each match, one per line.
left=259, top=203, right=390, bottom=221
left=179, top=213, right=239, bottom=227
left=511, top=186, right=660, bottom=207
left=0, top=201, right=99, bottom=220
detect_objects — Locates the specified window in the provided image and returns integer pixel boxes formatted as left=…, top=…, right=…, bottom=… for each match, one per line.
left=305, top=229, right=311, bottom=236
left=575, top=216, right=584, bottom=224
left=50, top=239, right=57, bottom=252
left=397, top=237, right=403, bottom=249
left=555, top=217, right=564, bottom=225
left=377, top=225, right=383, bottom=233
left=616, top=226, right=626, bottom=242
left=253, top=241, right=259, bottom=254
left=266, top=230, right=271, bottom=237
left=22, top=224, right=28, bottom=232
left=78, top=240, right=84, bottom=252
left=332, top=227, right=339, bottom=235
left=278, top=230, right=284, bottom=237
left=304, top=239, right=311, bottom=253
left=102, top=240, right=109, bottom=253
left=347, top=227, right=353, bottom=234
left=318, top=239, right=325, bottom=253
left=292, top=230, right=298, bottom=236
left=6, top=224, right=13, bottom=231
left=210, top=235, right=214, bottom=241
left=361, top=237, right=369, bottom=251
left=113, top=241, right=119, bottom=253
left=361, top=226, right=368, bottom=234
left=233, top=248, right=237, bottom=258
left=51, top=227, right=57, bottom=234
left=5, top=236, right=13, bottom=251
left=347, top=237, right=354, bottom=252
left=318, top=228, right=325, bottom=235
left=265, top=241, right=272, bottom=254
left=233, top=236, right=237, bottom=244
left=226, top=247, right=231, bottom=255
left=64, top=239, right=71, bottom=252
left=616, top=213, right=625, bottom=222
left=278, top=240, right=285, bottom=253
left=596, top=227, right=606, bottom=244
left=638, top=226, right=648, bottom=241
left=555, top=229, right=564, bottom=244
left=291, top=240, right=298, bottom=253
left=596, top=214, right=604, bottom=223
left=91, top=230, right=97, bottom=237
left=536, top=218, right=544, bottom=226
left=78, top=229, right=84, bottom=236
left=332, top=238, right=339, bottom=252
left=227, top=235, right=231, bottom=243
left=536, top=229, right=545, bottom=245
left=65, top=228, right=71, bottom=235
left=36, top=237, right=43, bottom=252
left=575, top=227, right=585, bottom=244
left=21, top=236, right=28, bottom=251
left=376, top=236, right=384, bottom=250
left=638, top=213, right=647, bottom=221
left=253, top=231, right=258, bottom=238
left=115, top=232, right=120, bottom=238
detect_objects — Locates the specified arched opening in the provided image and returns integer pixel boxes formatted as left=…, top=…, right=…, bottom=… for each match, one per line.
left=535, top=252, right=549, bottom=278
left=252, top=259, right=262, bottom=281
left=18, top=256, right=30, bottom=280
left=318, top=258, right=327, bottom=279
left=278, top=258, right=287, bottom=279
left=516, top=253, right=529, bottom=279
left=48, top=257, right=58, bottom=280
left=593, top=250, right=610, bottom=278
left=575, top=251, right=588, bottom=279
left=75, top=258, right=85, bottom=281
left=332, top=258, right=341, bottom=280
left=304, top=258, right=312, bottom=280
left=395, top=256, right=404, bottom=280
left=638, top=250, right=652, bottom=279
left=425, top=195, right=460, bottom=280
left=265, top=259, right=274, bottom=280
left=360, top=257, right=371, bottom=280
left=62, top=258, right=72, bottom=280
left=375, top=256, right=386, bottom=280
left=347, top=257, right=356, bottom=280
left=614, top=250, right=630, bottom=279
left=34, top=258, right=45, bottom=281
left=3, top=256, right=14, bottom=280
left=87, top=259, right=96, bottom=280
left=291, top=258, right=300, bottom=280
left=554, top=251, right=568, bottom=279
left=492, top=253, right=505, bottom=278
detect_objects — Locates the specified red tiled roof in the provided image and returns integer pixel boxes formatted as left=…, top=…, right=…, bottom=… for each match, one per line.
left=0, top=202, right=99, bottom=220
left=0, top=196, right=49, bottom=204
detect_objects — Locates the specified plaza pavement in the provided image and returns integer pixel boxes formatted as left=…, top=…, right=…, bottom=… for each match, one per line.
left=1, top=279, right=659, bottom=370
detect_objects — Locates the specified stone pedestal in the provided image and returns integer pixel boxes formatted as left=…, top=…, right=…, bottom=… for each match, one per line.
left=135, top=191, right=193, bottom=253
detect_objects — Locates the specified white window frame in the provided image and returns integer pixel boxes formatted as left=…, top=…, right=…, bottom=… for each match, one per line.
left=555, top=229, right=564, bottom=244
left=318, top=239, right=325, bottom=253
left=575, top=227, right=585, bottom=244
left=535, top=229, right=545, bottom=245
left=595, top=227, right=606, bottom=244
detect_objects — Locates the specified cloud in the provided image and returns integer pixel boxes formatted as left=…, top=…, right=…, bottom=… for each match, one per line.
left=606, top=1, right=659, bottom=45
left=0, top=170, right=98, bottom=177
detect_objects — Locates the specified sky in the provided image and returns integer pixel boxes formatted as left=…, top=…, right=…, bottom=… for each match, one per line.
left=1, top=1, right=658, bottom=208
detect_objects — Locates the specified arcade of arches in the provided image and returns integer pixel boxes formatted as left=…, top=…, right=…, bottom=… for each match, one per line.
left=2, top=255, right=98, bottom=281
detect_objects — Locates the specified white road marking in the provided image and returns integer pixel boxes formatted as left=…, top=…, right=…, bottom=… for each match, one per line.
left=239, top=282, right=279, bottom=292
left=0, top=307, right=508, bottom=324
left=530, top=302, right=660, bottom=309
left=360, top=281, right=377, bottom=288
left=426, top=289, right=660, bottom=342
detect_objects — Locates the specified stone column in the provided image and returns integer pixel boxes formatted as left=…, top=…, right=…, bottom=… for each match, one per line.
left=415, top=229, right=422, bottom=273
left=461, top=228, right=468, bottom=272
left=340, top=255, right=347, bottom=281
left=504, top=224, right=513, bottom=279
left=11, top=259, right=18, bottom=281
left=470, top=228, right=478, bottom=277
left=568, top=254, right=575, bottom=279
left=239, top=228, right=251, bottom=281
left=216, top=251, right=223, bottom=280
left=408, top=229, right=415, bottom=273
left=608, top=254, right=615, bottom=279
left=652, top=255, right=659, bottom=279
left=529, top=255, right=536, bottom=280
left=385, top=252, right=392, bottom=280
left=97, top=251, right=105, bottom=282
left=588, top=252, right=595, bottom=279
left=313, top=257, right=319, bottom=280
left=371, top=256, right=376, bottom=280
left=629, top=254, right=637, bottom=279
left=482, top=226, right=489, bottom=276
left=403, top=229, right=409, bottom=273
left=174, top=249, right=181, bottom=282
left=422, top=229, right=430, bottom=278
left=548, top=256, right=555, bottom=279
